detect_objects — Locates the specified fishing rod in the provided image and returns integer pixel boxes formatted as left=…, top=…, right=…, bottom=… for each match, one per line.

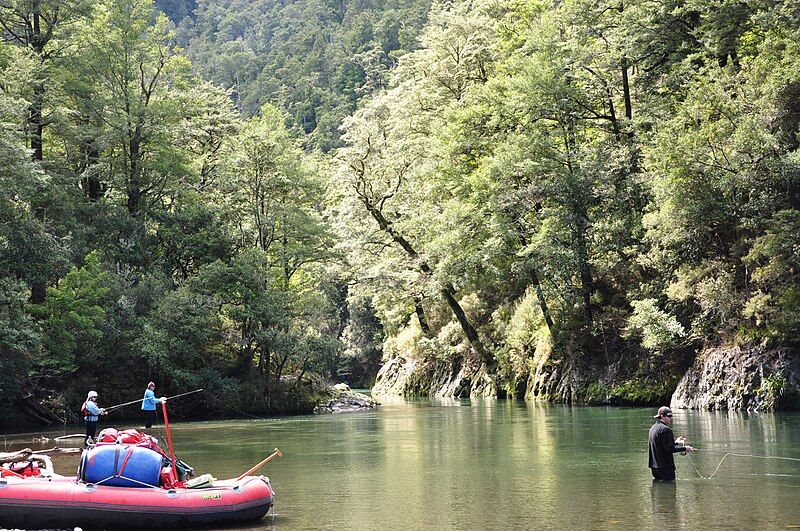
left=103, top=388, right=204, bottom=413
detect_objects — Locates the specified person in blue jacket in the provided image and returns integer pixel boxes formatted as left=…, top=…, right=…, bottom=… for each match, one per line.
left=82, top=391, right=106, bottom=446
left=141, top=381, right=166, bottom=429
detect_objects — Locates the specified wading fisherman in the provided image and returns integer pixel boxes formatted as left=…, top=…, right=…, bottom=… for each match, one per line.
left=141, top=382, right=166, bottom=429
left=649, top=406, right=695, bottom=481
left=82, top=391, right=106, bottom=446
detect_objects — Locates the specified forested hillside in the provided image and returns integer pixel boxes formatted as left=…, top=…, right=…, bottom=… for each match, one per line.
left=177, top=0, right=432, bottom=150
left=335, top=0, right=800, bottom=406
left=2, top=0, right=799, bottom=426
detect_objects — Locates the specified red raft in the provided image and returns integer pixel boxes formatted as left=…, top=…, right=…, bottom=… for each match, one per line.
left=0, top=428, right=277, bottom=529
left=0, top=474, right=275, bottom=529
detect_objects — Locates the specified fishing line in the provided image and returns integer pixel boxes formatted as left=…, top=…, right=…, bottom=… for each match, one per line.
left=206, top=394, right=263, bottom=420
left=691, top=453, right=800, bottom=480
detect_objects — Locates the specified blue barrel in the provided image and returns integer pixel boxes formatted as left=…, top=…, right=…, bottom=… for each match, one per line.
left=81, top=445, right=162, bottom=487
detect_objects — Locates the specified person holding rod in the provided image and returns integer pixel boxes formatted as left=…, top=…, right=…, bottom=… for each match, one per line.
left=648, top=406, right=695, bottom=481
left=141, top=381, right=166, bottom=429
left=82, top=390, right=106, bottom=446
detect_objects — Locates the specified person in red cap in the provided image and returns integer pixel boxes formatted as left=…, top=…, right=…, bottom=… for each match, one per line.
left=648, top=406, right=695, bottom=481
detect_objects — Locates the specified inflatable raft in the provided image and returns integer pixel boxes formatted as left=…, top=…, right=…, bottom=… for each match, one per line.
left=0, top=408, right=279, bottom=529
left=0, top=473, right=274, bottom=529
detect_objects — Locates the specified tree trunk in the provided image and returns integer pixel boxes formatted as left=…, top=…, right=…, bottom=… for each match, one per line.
left=29, top=2, right=45, bottom=162
left=262, top=348, right=271, bottom=402
left=16, top=394, right=65, bottom=425
left=29, top=283, right=46, bottom=304
left=530, top=268, right=555, bottom=334
left=606, top=84, right=622, bottom=143
left=414, top=297, right=431, bottom=336
left=575, top=221, right=594, bottom=325
left=29, top=85, right=44, bottom=162
left=81, top=135, right=104, bottom=200
left=274, top=354, right=289, bottom=384
left=440, top=284, right=490, bottom=363
left=291, top=364, right=308, bottom=392
left=362, top=201, right=487, bottom=360
left=621, top=56, right=632, bottom=122
left=127, top=121, right=144, bottom=215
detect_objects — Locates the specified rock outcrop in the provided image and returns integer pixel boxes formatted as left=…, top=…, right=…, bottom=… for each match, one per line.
left=371, top=336, right=800, bottom=411
left=525, top=340, right=585, bottom=403
left=372, top=354, right=496, bottom=398
left=671, top=346, right=800, bottom=411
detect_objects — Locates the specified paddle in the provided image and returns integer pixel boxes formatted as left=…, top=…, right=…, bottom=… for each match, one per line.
left=235, top=448, right=283, bottom=481
left=103, top=388, right=204, bottom=413
left=0, top=447, right=82, bottom=458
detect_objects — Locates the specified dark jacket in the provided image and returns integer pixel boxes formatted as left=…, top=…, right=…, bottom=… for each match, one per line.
left=648, top=421, right=686, bottom=470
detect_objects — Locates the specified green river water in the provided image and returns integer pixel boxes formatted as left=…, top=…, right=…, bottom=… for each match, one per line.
left=4, top=398, right=800, bottom=529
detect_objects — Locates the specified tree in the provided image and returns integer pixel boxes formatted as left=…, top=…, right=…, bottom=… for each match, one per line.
left=0, top=0, right=92, bottom=161
left=332, top=1, right=507, bottom=364
left=222, top=104, right=331, bottom=287
left=70, top=0, right=193, bottom=217
left=0, top=278, right=40, bottom=405
left=28, top=251, right=110, bottom=384
left=180, top=0, right=433, bottom=150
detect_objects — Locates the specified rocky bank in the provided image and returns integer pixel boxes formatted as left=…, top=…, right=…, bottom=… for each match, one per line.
left=372, top=354, right=495, bottom=398
left=671, top=346, right=800, bottom=411
left=373, top=344, right=800, bottom=412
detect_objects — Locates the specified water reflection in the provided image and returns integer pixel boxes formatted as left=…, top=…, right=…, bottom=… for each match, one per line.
left=650, top=480, right=677, bottom=529
left=1, top=403, right=799, bottom=529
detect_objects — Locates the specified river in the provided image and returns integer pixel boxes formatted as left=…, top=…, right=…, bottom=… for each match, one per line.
left=3, top=398, right=800, bottom=529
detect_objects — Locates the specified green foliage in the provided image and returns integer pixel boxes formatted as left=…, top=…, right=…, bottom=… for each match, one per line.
left=338, top=296, right=385, bottom=387
left=3, top=0, right=800, bottom=422
left=0, top=0, right=363, bottom=424
left=155, top=0, right=195, bottom=22
left=494, top=290, right=548, bottom=394
left=179, top=0, right=432, bottom=150
left=743, top=210, right=800, bottom=339
left=332, top=0, right=800, bottom=403
left=29, top=252, right=111, bottom=380
left=760, top=373, right=789, bottom=410
left=625, top=299, right=686, bottom=353
left=134, top=285, right=221, bottom=376
left=154, top=194, right=235, bottom=280
left=0, top=278, right=40, bottom=403
left=585, top=378, right=677, bottom=407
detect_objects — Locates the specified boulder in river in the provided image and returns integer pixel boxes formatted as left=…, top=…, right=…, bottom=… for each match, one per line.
left=315, top=387, right=377, bottom=414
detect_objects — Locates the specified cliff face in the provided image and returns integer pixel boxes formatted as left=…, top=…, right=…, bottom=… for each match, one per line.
left=372, top=341, right=800, bottom=411
left=372, top=355, right=495, bottom=398
left=671, top=346, right=800, bottom=411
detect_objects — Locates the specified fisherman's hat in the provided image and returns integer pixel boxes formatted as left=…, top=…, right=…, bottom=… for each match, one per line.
left=653, top=406, right=672, bottom=418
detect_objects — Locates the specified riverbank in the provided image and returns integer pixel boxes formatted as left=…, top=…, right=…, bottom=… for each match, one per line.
left=2, top=380, right=376, bottom=431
